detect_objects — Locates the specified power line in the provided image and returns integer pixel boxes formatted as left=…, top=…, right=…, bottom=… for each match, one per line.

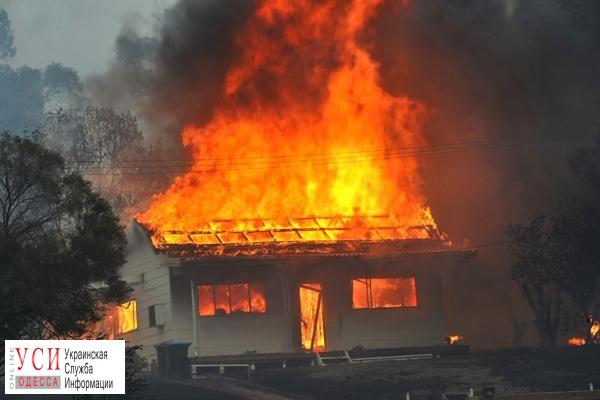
left=76, top=137, right=545, bottom=176
left=66, top=137, right=545, bottom=168
left=63, top=137, right=518, bottom=166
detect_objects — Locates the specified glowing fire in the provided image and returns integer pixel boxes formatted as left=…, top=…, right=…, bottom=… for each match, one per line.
left=198, top=283, right=266, bottom=316
left=103, top=300, right=137, bottom=339
left=299, top=284, right=325, bottom=351
left=447, top=335, right=463, bottom=345
left=567, top=319, right=599, bottom=346
left=352, top=277, right=417, bottom=309
left=568, top=337, right=586, bottom=346
left=137, top=0, right=437, bottom=245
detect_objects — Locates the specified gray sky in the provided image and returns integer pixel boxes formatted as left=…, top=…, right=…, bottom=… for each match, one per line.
left=0, top=0, right=177, bottom=77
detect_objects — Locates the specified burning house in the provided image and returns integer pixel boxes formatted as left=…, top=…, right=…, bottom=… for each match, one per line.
left=115, top=217, right=474, bottom=360
left=105, top=0, right=476, bottom=361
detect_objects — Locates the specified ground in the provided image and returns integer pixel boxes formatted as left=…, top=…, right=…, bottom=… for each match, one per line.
left=2, top=346, right=598, bottom=399
left=247, top=346, right=600, bottom=400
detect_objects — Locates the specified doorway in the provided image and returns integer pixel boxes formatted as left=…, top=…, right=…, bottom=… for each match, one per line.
left=298, top=283, right=325, bottom=352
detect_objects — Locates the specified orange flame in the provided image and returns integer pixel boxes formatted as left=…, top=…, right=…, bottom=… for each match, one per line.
left=137, top=0, right=436, bottom=244
left=591, top=320, right=599, bottom=338
left=352, top=277, right=418, bottom=309
left=198, top=283, right=266, bottom=316
left=102, top=300, right=137, bottom=339
left=567, top=319, right=599, bottom=346
left=568, top=337, right=586, bottom=346
left=299, top=284, right=325, bottom=351
left=448, top=335, right=463, bottom=345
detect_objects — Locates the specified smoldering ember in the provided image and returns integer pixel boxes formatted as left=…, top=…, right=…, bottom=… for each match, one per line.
left=1, top=1, right=599, bottom=399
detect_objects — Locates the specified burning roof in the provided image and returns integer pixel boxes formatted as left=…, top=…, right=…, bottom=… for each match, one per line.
left=135, top=1, right=446, bottom=253
left=139, top=215, right=456, bottom=257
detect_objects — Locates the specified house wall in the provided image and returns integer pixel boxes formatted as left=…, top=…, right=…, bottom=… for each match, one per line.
left=178, top=253, right=469, bottom=356
left=187, top=265, right=293, bottom=357
left=169, top=270, right=195, bottom=351
left=285, top=253, right=466, bottom=352
left=117, top=223, right=179, bottom=360
left=322, top=266, right=446, bottom=350
left=119, top=225, right=471, bottom=360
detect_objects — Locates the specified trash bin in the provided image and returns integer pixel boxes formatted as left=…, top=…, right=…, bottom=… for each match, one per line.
left=155, top=341, right=191, bottom=380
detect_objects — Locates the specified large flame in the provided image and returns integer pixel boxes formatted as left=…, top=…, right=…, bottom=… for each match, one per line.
left=137, top=0, right=437, bottom=243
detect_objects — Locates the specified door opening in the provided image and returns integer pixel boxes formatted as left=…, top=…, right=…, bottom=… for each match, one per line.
left=298, top=283, right=325, bottom=352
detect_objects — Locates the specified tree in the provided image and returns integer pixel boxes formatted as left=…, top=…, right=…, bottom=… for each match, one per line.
left=42, top=62, right=84, bottom=111
left=42, top=107, right=145, bottom=215
left=0, top=8, right=16, bottom=61
left=0, top=65, right=45, bottom=133
left=0, top=10, right=84, bottom=134
left=508, top=213, right=564, bottom=347
left=43, top=107, right=144, bottom=164
left=508, top=134, right=600, bottom=346
left=553, top=136, right=600, bottom=342
left=42, top=107, right=173, bottom=217
left=0, top=133, right=130, bottom=344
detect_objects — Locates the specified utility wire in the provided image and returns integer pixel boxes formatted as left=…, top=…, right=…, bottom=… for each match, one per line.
left=77, top=138, right=545, bottom=176
left=63, top=137, right=520, bottom=166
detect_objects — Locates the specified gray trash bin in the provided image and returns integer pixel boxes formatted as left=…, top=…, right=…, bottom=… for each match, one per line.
left=155, top=341, right=191, bottom=380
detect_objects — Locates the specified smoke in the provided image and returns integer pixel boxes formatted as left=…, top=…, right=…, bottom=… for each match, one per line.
left=87, top=0, right=600, bottom=347
left=365, top=0, right=600, bottom=348
left=89, top=0, right=600, bottom=239
left=368, top=0, right=600, bottom=244
left=86, top=0, right=255, bottom=150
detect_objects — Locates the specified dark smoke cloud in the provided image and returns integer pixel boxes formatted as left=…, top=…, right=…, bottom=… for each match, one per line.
left=86, top=0, right=255, bottom=148
left=152, top=0, right=255, bottom=126
left=87, top=0, right=600, bottom=347
left=368, top=0, right=600, bottom=243
left=366, top=0, right=600, bottom=347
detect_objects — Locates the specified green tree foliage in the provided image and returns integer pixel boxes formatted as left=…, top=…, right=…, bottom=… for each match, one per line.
left=0, top=133, right=130, bottom=342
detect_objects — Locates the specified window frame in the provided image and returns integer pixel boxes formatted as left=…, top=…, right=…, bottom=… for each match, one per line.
left=197, top=283, right=268, bottom=317
left=103, top=299, right=138, bottom=339
left=149, top=304, right=156, bottom=327
left=351, top=277, right=418, bottom=311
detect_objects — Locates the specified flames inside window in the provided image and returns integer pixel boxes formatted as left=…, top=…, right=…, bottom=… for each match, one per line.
left=103, top=300, right=138, bottom=339
left=352, top=277, right=417, bottom=309
left=198, top=283, right=267, bottom=316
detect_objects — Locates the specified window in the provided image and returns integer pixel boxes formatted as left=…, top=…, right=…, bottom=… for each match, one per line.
left=197, top=283, right=267, bottom=316
left=352, top=277, right=417, bottom=309
left=103, top=300, right=138, bottom=338
left=149, top=305, right=156, bottom=327
left=148, top=304, right=165, bottom=327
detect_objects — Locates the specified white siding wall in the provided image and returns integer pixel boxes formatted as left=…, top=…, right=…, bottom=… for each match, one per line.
left=169, top=271, right=195, bottom=353
left=323, top=271, right=446, bottom=350
left=118, top=223, right=179, bottom=361
left=117, top=225, right=470, bottom=359
left=192, top=278, right=292, bottom=357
